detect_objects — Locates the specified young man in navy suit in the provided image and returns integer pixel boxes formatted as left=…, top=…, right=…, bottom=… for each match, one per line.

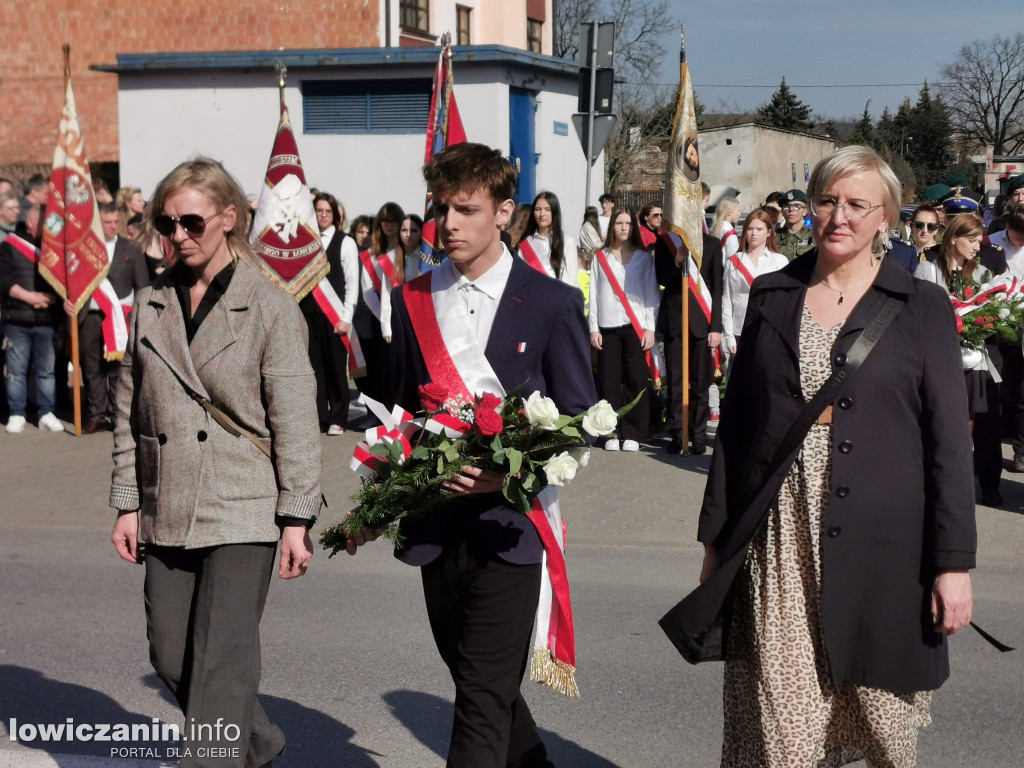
left=349, top=143, right=595, bottom=767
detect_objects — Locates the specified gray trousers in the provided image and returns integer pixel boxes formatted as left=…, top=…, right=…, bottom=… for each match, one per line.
left=144, top=543, right=283, bottom=768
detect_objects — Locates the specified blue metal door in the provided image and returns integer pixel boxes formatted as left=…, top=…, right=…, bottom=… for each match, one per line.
left=509, top=88, right=536, bottom=204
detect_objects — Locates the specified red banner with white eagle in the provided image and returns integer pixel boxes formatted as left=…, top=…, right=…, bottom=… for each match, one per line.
left=249, top=71, right=327, bottom=301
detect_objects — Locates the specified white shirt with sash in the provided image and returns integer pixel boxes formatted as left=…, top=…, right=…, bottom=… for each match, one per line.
left=587, top=249, right=659, bottom=334
left=722, top=249, right=788, bottom=349
left=521, top=232, right=579, bottom=289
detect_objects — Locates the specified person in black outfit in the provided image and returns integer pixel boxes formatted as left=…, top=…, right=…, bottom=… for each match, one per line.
left=654, top=227, right=723, bottom=454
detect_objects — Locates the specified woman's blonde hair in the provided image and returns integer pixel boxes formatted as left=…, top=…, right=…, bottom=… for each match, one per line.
left=807, top=146, right=901, bottom=231
left=712, top=197, right=740, bottom=239
left=148, top=158, right=254, bottom=264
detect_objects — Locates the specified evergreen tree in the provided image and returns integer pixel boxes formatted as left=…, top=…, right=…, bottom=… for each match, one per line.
left=906, top=81, right=954, bottom=188
left=756, top=78, right=814, bottom=131
left=848, top=102, right=874, bottom=146
left=876, top=107, right=896, bottom=153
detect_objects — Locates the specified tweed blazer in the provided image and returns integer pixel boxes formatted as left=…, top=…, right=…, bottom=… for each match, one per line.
left=109, top=258, right=322, bottom=548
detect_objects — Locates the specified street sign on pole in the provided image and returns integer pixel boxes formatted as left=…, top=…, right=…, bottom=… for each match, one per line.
left=579, top=22, right=615, bottom=68
left=572, top=113, right=617, bottom=167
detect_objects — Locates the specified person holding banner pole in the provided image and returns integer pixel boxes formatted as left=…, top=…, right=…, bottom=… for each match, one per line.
left=721, top=209, right=788, bottom=358
left=303, top=192, right=359, bottom=435
left=589, top=207, right=661, bottom=451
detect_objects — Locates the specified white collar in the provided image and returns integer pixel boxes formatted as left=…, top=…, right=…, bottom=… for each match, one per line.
left=450, top=243, right=514, bottom=301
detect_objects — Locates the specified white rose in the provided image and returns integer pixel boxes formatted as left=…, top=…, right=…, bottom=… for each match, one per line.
left=999, top=307, right=1010, bottom=319
left=525, top=391, right=560, bottom=430
left=543, top=452, right=580, bottom=487
left=582, top=400, right=618, bottom=436
left=572, top=447, right=591, bottom=468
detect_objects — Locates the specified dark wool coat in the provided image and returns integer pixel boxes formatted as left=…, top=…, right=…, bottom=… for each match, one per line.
left=697, top=252, right=976, bottom=692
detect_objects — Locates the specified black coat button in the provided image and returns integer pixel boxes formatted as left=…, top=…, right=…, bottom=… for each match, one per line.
left=158, top=434, right=167, bottom=445
left=838, top=440, right=852, bottom=454
left=828, top=527, right=842, bottom=537
left=836, top=486, right=849, bottom=498
left=835, top=352, right=847, bottom=366
left=197, top=430, right=208, bottom=442
left=838, top=396, right=852, bottom=410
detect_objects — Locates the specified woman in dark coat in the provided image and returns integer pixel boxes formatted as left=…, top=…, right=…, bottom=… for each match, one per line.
left=697, top=146, right=976, bottom=767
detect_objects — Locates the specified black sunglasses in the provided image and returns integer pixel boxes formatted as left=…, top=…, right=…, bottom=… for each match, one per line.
left=912, top=221, right=939, bottom=232
left=154, top=211, right=222, bottom=238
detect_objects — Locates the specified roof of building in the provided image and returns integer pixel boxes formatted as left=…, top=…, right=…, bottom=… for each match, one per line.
left=700, top=121, right=834, bottom=142
left=92, top=45, right=578, bottom=76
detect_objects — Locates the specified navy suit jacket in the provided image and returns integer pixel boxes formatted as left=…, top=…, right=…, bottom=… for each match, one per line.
left=389, top=255, right=596, bottom=566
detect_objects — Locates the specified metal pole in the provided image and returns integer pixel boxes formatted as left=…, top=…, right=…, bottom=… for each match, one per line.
left=583, top=20, right=598, bottom=209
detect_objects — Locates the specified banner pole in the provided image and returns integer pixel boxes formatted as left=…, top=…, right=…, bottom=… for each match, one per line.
left=71, top=313, right=82, bottom=436
left=682, top=254, right=690, bottom=450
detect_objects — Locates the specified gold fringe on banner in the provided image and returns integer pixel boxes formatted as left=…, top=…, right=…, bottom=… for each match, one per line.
left=530, top=647, right=580, bottom=699
left=103, top=351, right=125, bottom=363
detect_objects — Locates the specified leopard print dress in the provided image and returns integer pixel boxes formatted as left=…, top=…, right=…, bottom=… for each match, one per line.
left=720, top=304, right=931, bottom=768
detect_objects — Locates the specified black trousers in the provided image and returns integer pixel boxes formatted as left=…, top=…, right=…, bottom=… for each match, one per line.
left=145, top=543, right=283, bottom=768
left=1000, top=343, right=1024, bottom=454
left=663, top=329, right=713, bottom=446
left=421, top=538, right=554, bottom=768
left=973, top=373, right=1002, bottom=493
left=303, top=310, right=351, bottom=429
left=596, top=325, right=649, bottom=442
left=353, top=323, right=392, bottom=412
left=80, top=311, right=119, bottom=421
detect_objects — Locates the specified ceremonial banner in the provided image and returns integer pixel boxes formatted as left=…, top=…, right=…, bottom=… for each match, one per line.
left=421, top=36, right=467, bottom=264
left=662, top=29, right=703, bottom=266
left=39, top=49, right=109, bottom=321
left=250, top=65, right=327, bottom=301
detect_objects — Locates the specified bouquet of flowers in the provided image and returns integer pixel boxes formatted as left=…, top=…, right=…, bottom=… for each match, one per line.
left=949, top=272, right=1024, bottom=351
left=320, top=386, right=640, bottom=556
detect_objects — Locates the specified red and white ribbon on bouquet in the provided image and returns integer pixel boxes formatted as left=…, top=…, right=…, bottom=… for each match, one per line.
left=350, top=396, right=420, bottom=478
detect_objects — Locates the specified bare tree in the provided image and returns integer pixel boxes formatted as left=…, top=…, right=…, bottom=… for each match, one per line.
left=554, top=0, right=677, bottom=192
left=939, top=34, right=1024, bottom=155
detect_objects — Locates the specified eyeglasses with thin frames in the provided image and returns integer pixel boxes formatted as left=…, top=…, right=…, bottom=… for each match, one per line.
left=810, top=196, right=882, bottom=220
left=912, top=221, right=939, bottom=232
left=153, top=210, right=222, bottom=238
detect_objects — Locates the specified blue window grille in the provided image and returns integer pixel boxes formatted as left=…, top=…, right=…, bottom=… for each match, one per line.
left=302, top=79, right=432, bottom=134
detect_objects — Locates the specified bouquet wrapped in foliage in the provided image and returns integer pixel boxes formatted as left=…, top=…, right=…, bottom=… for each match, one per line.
left=320, top=387, right=638, bottom=557
left=949, top=273, right=1024, bottom=352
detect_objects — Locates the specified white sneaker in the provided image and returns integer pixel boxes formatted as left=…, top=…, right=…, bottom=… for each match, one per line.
left=326, top=424, right=345, bottom=436
left=604, top=438, right=620, bottom=451
left=6, top=415, right=26, bottom=434
left=621, top=439, right=640, bottom=452
left=38, top=413, right=65, bottom=432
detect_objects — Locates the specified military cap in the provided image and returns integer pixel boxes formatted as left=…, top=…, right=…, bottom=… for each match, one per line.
left=780, top=189, right=808, bottom=205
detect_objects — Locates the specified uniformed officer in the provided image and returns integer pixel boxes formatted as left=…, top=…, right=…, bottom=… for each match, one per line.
left=775, top=189, right=814, bottom=261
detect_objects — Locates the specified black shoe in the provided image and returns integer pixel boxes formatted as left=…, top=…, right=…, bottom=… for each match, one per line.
left=1013, top=453, right=1024, bottom=473
left=666, top=436, right=683, bottom=454
left=981, top=489, right=1003, bottom=507
left=690, top=442, right=707, bottom=456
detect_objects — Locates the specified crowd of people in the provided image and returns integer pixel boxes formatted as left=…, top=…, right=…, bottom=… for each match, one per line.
left=0, top=143, right=1018, bottom=766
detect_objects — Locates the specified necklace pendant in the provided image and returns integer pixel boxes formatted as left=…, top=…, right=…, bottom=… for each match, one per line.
left=838, top=294, right=844, bottom=306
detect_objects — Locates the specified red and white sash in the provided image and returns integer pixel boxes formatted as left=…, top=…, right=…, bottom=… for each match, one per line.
left=403, top=263, right=580, bottom=697
left=660, top=231, right=713, bottom=324
left=358, top=249, right=382, bottom=295
left=728, top=254, right=755, bottom=287
left=518, top=238, right=548, bottom=276
left=593, top=249, right=665, bottom=389
left=720, top=228, right=737, bottom=248
left=311, top=278, right=366, bottom=377
left=8, top=235, right=127, bottom=360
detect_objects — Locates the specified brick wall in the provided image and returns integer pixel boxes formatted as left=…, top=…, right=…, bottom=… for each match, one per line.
left=0, top=1, right=379, bottom=169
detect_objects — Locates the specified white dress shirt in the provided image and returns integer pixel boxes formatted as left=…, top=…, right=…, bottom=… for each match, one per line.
left=717, top=221, right=740, bottom=262
left=588, top=249, right=660, bottom=333
left=522, top=231, right=579, bottom=288
left=722, top=248, right=789, bottom=347
left=321, top=227, right=360, bottom=325
left=990, top=229, right=1024, bottom=280
left=451, top=244, right=514, bottom=345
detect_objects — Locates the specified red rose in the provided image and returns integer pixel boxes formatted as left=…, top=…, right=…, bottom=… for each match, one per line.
left=475, top=407, right=504, bottom=436
left=985, top=322, right=995, bottom=329
left=956, top=316, right=964, bottom=334
left=418, top=383, right=448, bottom=412
left=964, top=286, right=974, bottom=299
left=974, top=317, right=986, bottom=326
left=478, top=392, right=503, bottom=411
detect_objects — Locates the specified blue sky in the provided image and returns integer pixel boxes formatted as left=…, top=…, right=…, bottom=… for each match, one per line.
left=649, top=1, right=1024, bottom=120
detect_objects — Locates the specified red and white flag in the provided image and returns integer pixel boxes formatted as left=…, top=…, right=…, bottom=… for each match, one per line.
left=39, top=46, right=125, bottom=360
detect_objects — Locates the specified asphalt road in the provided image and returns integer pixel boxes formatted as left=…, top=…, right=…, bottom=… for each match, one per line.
left=0, top=422, right=1022, bottom=767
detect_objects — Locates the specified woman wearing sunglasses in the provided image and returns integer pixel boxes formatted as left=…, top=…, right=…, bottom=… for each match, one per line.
left=109, top=157, right=322, bottom=768
left=909, top=203, right=942, bottom=261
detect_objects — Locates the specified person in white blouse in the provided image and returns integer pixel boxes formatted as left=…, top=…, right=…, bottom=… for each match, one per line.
left=517, top=191, right=579, bottom=290
left=360, top=201, right=405, bottom=344
left=916, top=213, right=1008, bottom=506
left=589, top=207, right=661, bottom=452
left=721, top=209, right=789, bottom=355
left=712, top=196, right=741, bottom=262
left=400, top=213, right=435, bottom=278
left=309, top=192, right=360, bottom=434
